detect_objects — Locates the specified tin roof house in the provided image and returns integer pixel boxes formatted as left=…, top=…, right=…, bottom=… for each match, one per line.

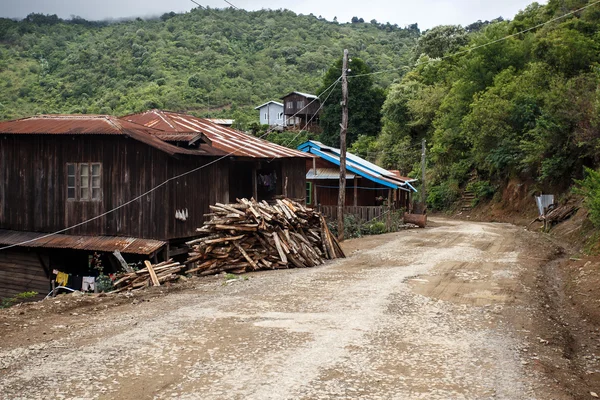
left=297, top=140, right=417, bottom=218
left=0, top=112, right=309, bottom=299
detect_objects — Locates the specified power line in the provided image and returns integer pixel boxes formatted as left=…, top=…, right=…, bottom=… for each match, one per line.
left=223, top=0, right=239, bottom=9
left=349, top=0, right=600, bottom=79
left=0, top=76, right=343, bottom=252
left=271, top=76, right=342, bottom=157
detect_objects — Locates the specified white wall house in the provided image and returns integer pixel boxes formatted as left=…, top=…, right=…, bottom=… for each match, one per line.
left=255, top=101, right=285, bottom=126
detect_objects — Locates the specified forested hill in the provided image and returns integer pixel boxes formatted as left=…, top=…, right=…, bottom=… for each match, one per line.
left=356, top=0, right=600, bottom=211
left=0, top=9, right=419, bottom=125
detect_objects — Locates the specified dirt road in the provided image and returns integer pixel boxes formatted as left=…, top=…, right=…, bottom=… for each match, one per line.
left=0, top=219, right=584, bottom=399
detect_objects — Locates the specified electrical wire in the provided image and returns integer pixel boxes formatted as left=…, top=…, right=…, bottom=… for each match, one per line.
left=271, top=76, right=341, bottom=157
left=0, top=76, right=343, bottom=252
left=349, top=0, right=600, bottom=79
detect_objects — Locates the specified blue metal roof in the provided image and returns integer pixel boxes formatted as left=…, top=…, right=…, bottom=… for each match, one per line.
left=297, top=140, right=417, bottom=192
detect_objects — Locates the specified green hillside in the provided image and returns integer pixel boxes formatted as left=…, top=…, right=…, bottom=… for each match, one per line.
left=0, top=9, right=419, bottom=126
left=357, top=0, right=600, bottom=212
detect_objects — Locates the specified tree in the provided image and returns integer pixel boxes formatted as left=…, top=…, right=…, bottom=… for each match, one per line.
left=414, top=25, right=468, bottom=59
left=318, top=57, right=386, bottom=147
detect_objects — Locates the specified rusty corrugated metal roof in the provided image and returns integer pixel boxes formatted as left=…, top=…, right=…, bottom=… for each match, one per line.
left=0, top=229, right=166, bottom=255
left=122, top=110, right=310, bottom=159
left=0, top=115, right=225, bottom=157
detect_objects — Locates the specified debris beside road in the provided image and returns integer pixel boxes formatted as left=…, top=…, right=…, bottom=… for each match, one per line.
left=110, top=260, right=183, bottom=292
left=186, top=198, right=345, bottom=275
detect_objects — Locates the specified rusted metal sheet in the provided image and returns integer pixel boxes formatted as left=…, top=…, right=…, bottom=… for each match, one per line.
left=122, top=110, right=310, bottom=159
left=0, top=115, right=224, bottom=157
left=0, top=229, right=166, bottom=254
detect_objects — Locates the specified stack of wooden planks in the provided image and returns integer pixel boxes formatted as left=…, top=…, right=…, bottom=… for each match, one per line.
left=110, top=260, right=183, bottom=292
left=186, top=198, right=345, bottom=276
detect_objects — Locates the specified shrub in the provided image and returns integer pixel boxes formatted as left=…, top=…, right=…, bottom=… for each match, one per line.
left=466, top=180, right=496, bottom=206
left=427, top=180, right=460, bottom=211
left=574, top=167, right=600, bottom=228
left=0, top=291, right=38, bottom=308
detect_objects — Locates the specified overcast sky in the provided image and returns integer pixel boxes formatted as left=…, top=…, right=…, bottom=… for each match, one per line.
left=2, top=0, right=544, bottom=29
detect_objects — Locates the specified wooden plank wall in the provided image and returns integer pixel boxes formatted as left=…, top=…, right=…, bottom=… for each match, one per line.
left=279, top=158, right=307, bottom=202
left=0, top=249, right=49, bottom=300
left=0, top=135, right=230, bottom=241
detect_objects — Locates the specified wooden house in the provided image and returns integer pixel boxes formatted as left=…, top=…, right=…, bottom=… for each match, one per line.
left=297, top=140, right=417, bottom=220
left=0, top=113, right=308, bottom=299
left=255, top=101, right=285, bottom=127
left=281, top=92, right=321, bottom=131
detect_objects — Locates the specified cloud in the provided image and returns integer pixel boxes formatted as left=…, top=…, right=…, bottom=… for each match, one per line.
left=1, top=0, right=545, bottom=29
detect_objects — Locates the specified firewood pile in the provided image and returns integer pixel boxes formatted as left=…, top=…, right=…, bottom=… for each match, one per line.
left=528, top=202, right=580, bottom=231
left=186, top=198, right=345, bottom=276
left=110, top=260, right=183, bottom=292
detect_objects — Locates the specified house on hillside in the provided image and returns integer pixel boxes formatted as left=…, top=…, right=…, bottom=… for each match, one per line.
left=297, top=140, right=417, bottom=219
left=281, top=92, right=321, bottom=131
left=0, top=113, right=309, bottom=299
left=255, top=101, right=284, bottom=127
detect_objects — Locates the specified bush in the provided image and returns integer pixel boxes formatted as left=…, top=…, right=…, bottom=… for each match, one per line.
left=0, top=291, right=38, bottom=308
left=466, top=180, right=496, bottom=206
left=327, top=214, right=363, bottom=239
left=574, top=167, right=600, bottom=228
left=364, top=221, right=387, bottom=235
left=427, top=180, right=460, bottom=211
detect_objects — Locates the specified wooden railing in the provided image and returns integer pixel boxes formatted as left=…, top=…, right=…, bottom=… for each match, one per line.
left=319, top=205, right=391, bottom=223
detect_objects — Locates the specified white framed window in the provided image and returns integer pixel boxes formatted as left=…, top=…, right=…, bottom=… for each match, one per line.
left=67, top=163, right=102, bottom=201
left=297, top=100, right=305, bottom=108
left=286, top=102, right=293, bottom=109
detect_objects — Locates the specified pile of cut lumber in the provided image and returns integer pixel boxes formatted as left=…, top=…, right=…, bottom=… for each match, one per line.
left=186, top=198, right=344, bottom=276
left=110, top=260, right=182, bottom=292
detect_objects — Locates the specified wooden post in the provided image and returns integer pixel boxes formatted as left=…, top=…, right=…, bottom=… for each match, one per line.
left=284, top=176, right=288, bottom=198
left=353, top=180, right=358, bottom=207
left=387, top=189, right=392, bottom=232
left=252, top=165, right=258, bottom=200
left=313, top=158, right=318, bottom=205
left=337, top=49, right=349, bottom=241
left=421, top=138, right=426, bottom=213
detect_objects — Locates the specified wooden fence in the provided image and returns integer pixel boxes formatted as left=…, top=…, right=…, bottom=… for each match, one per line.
left=319, top=205, right=391, bottom=223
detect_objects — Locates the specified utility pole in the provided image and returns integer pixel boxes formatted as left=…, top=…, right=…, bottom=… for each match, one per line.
left=337, top=49, right=349, bottom=240
left=421, top=138, right=426, bottom=213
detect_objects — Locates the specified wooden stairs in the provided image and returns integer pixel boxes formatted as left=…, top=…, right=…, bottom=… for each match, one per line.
left=460, top=191, right=476, bottom=212
left=460, top=172, right=478, bottom=212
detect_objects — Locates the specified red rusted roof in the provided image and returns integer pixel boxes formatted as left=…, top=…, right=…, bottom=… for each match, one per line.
left=0, top=115, right=224, bottom=157
left=122, top=110, right=310, bottom=159
left=388, top=170, right=416, bottom=182
left=0, top=229, right=166, bottom=255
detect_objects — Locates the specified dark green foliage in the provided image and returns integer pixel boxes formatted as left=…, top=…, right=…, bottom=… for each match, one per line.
left=427, top=180, right=461, bottom=211
left=373, top=0, right=600, bottom=210
left=574, top=167, right=600, bottom=228
left=1, top=291, right=38, bottom=308
left=0, top=10, right=418, bottom=125
left=319, top=57, right=386, bottom=147
left=466, top=180, right=496, bottom=205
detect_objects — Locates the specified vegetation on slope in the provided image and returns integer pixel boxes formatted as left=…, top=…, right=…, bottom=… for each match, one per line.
left=355, top=0, right=600, bottom=210
left=0, top=9, right=418, bottom=127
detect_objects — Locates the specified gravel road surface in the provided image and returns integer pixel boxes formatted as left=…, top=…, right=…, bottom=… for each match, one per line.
left=0, top=218, right=572, bottom=399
